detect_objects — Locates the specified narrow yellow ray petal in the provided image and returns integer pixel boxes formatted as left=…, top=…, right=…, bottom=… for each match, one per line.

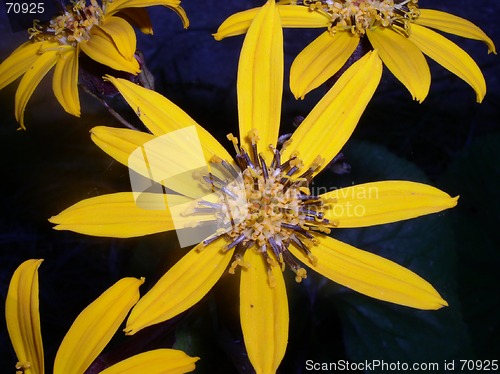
left=91, top=126, right=175, bottom=178
left=80, top=26, right=140, bottom=74
left=214, top=5, right=330, bottom=40
left=6, top=259, right=44, bottom=374
left=367, top=27, right=430, bottom=102
left=105, top=0, right=189, bottom=28
left=104, top=0, right=179, bottom=13
left=408, top=23, right=486, bottom=103
left=103, top=77, right=232, bottom=161
left=416, top=9, right=496, bottom=54
left=237, top=0, right=283, bottom=157
left=99, top=349, right=199, bottom=374
left=282, top=51, right=382, bottom=174
left=15, top=48, right=59, bottom=129
left=240, top=250, right=288, bottom=374
left=52, top=46, right=80, bottom=117
left=214, top=8, right=259, bottom=40
left=321, top=181, right=458, bottom=227
left=91, top=126, right=222, bottom=199
left=159, top=3, right=189, bottom=29
left=99, top=16, right=137, bottom=63
left=54, top=277, right=144, bottom=374
left=117, top=8, right=154, bottom=35
left=126, top=240, right=233, bottom=334
left=91, top=125, right=154, bottom=165
left=290, top=31, right=359, bottom=99
left=49, top=192, right=182, bottom=237
left=290, top=236, right=448, bottom=310
left=0, top=41, right=48, bottom=90
left=272, top=4, right=331, bottom=28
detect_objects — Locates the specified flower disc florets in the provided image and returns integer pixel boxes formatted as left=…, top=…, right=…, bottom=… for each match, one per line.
left=300, top=0, right=419, bottom=36
left=28, top=0, right=104, bottom=45
left=195, top=131, right=336, bottom=287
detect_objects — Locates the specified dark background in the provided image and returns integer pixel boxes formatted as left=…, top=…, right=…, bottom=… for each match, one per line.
left=0, top=1, right=499, bottom=372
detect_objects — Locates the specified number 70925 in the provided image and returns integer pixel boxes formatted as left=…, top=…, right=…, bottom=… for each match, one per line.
left=5, top=2, right=44, bottom=13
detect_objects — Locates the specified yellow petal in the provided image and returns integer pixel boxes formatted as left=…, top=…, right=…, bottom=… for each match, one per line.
left=321, top=181, right=458, bottom=227
left=116, top=8, right=154, bottom=35
left=99, top=349, right=199, bottom=374
left=408, top=23, right=486, bottom=103
left=278, top=4, right=330, bottom=28
left=163, top=3, right=189, bottom=29
left=91, top=126, right=154, bottom=167
left=0, top=41, right=47, bottom=91
left=99, top=16, right=137, bottom=64
left=105, top=0, right=189, bottom=28
left=54, top=277, right=144, bottom=374
left=416, top=9, right=496, bottom=54
left=6, top=259, right=44, bottom=374
left=289, top=236, right=448, bottom=310
left=214, top=8, right=259, bottom=40
left=214, top=5, right=329, bottom=40
left=52, top=46, right=80, bottom=117
left=240, top=250, right=288, bottom=374
left=49, top=192, right=180, bottom=237
left=80, top=25, right=140, bottom=74
left=90, top=127, right=189, bottom=195
left=290, top=30, right=359, bottom=99
left=91, top=126, right=220, bottom=199
left=105, top=0, right=179, bottom=13
left=237, top=0, right=283, bottom=157
left=15, top=47, right=59, bottom=129
left=103, top=77, right=232, bottom=162
left=282, top=51, right=382, bottom=174
left=366, top=27, right=430, bottom=102
left=126, top=240, right=233, bottom=335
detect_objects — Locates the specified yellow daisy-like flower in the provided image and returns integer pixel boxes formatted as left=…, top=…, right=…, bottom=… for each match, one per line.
left=50, top=1, right=457, bottom=372
left=0, top=0, right=189, bottom=129
left=5, top=259, right=199, bottom=374
left=214, top=0, right=496, bottom=103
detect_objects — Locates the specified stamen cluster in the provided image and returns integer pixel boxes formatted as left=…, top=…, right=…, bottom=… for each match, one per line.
left=15, top=361, right=30, bottom=374
left=195, top=132, right=336, bottom=286
left=28, top=0, right=104, bottom=46
left=299, top=0, right=419, bottom=36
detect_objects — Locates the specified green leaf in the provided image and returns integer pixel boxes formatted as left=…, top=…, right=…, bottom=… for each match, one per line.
left=439, top=134, right=500, bottom=359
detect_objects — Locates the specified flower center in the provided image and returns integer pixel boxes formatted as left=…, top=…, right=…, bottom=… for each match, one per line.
left=300, top=0, right=419, bottom=36
left=193, top=131, right=337, bottom=287
left=28, top=0, right=104, bottom=46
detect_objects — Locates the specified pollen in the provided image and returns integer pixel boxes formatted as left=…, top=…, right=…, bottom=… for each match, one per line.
left=196, top=130, right=337, bottom=287
left=28, top=0, right=105, bottom=46
left=300, top=0, right=419, bottom=37
left=15, top=361, right=30, bottom=374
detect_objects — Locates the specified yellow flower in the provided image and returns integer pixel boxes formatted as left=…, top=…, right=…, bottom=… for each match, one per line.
left=214, top=0, right=496, bottom=103
left=5, top=259, right=199, bottom=374
left=50, top=1, right=457, bottom=372
left=0, top=0, right=189, bottom=129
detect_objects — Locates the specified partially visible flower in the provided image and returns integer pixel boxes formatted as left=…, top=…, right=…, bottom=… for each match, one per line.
left=214, top=0, right=496, bottom=103
left=0, top=0, right=189, bottom=129
left=5, top=259, right=198, bottom=374
left=50, top=2, right=457, bottom=372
